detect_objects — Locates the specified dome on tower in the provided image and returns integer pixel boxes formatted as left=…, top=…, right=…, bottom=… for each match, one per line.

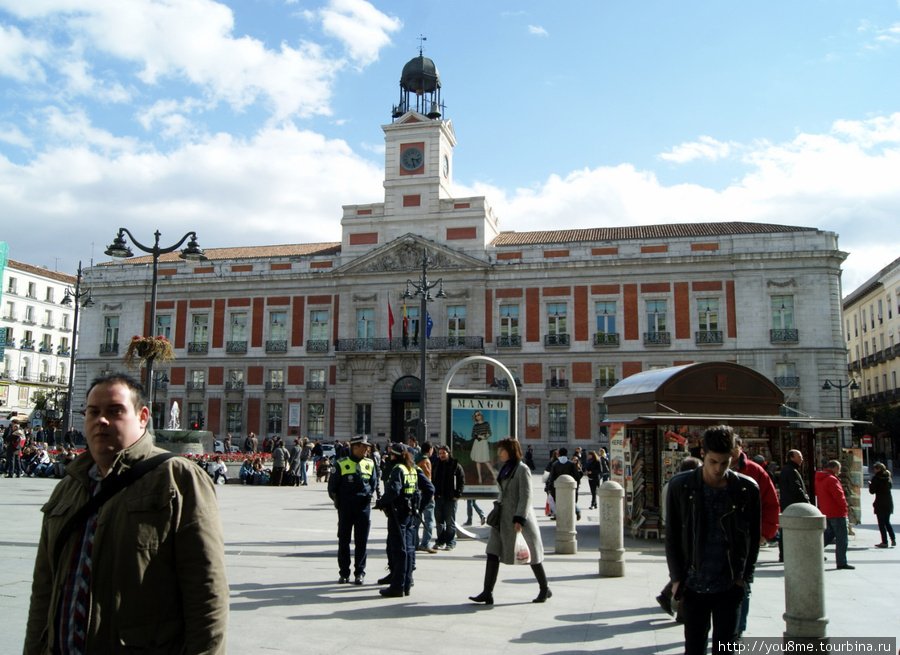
left=392, top=51, right=444, bottom=120
left=400, top=55, right=441, bottom=95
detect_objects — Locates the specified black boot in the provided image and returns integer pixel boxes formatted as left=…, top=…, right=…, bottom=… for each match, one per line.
left=531, top=563, right=552, bottom=603
left=469, top=557, right=499, bottom=605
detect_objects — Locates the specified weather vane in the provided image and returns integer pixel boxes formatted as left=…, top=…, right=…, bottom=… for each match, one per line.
left=418, top=34, right=427, bottom=56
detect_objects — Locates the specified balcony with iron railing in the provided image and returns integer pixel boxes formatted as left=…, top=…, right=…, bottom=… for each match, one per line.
left=41, top=321, right=55, bottom=329
left=188, top=341, right=209, bottom=354
left=226, top=341, right=247, bottom=353
left=695, top=330, right=723, bottom=345
left=496, top=334, right=521, bottom=348
left=546, top=378, right=569, bottom=389
left=57, top=346, right=71, bottom=356
left=848, top=360, right=861, bottom=372
left=306, top=381, right=327, bottom=391
left=3, top=339, right=15, bottom=348
left=154, top=380, right=168, bottom=392
left=886, top=347, right=896, bottom=361
left=225, top=380, right=244, bottom=392
left=544, top=333, right=570, bottom=348
left=99, top=342, right=119, bottom=355
left=20, top=339, right=35, bottom=351
left=774, top=376, right=800, bottom=388
left=593, top=332, right=619, bottom=346
left=2, top=313, right=16, bottom=322
left=0, top=371, right=15, bottom=380
left=334, top=336, right=484, bottom=352
left=306, top=339, right=329, bottom=352
left=595, top=378, right=619, bottom=389
left=186, top=381, right=206, bottom=392
left=265, top=381, right=285, bottom=391
left=770, top=329, right=799, bottom=343
left=644, top=331, right=671, bottom=346
left=266, top=340, right=288, bottom=353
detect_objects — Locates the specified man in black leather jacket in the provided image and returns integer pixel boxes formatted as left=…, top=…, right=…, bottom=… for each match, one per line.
left=665, top=426, right=760, bottom=654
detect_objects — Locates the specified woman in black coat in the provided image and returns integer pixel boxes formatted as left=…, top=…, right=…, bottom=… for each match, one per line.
left=869, top=461, right=895, bottom=547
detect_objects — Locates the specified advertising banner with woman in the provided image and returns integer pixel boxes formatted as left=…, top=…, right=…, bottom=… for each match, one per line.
left=446, top=393, right=513, bottom=493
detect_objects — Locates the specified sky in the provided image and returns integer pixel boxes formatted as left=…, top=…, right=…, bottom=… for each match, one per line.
left=1, top=0, right=900, bottom=296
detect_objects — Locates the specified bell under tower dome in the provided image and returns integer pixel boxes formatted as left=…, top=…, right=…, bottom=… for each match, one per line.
left=392, top=50, right=444, bottom=120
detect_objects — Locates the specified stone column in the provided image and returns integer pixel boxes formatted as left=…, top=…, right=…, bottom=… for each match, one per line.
left=554, top=474, right=577, bottom=554
left=597, top=480, right=625, bottom=577
left=781, top=503, right=829, bottom=643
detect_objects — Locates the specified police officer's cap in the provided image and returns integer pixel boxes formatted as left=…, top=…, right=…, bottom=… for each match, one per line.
left=350, top=435, right=371, bottom=447
left=389, top=443, right=406, bottom=456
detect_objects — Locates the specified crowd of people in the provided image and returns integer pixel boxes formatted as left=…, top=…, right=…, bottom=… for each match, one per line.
left=7, top=385, right=898, bottom=654
left=2, top=418, right=82, bottom=478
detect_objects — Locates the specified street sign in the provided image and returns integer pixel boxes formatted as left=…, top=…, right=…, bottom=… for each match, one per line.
left=0, top=327, right=5, bottom=361
left=861, top=434, right=873, bottom=447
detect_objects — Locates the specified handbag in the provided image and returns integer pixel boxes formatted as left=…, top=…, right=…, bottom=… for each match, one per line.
left=514, top=531, right=531, bottom=565
left=486, top=501, right=502, bottom=528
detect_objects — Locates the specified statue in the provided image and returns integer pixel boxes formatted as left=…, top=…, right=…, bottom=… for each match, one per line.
left=168, top=401, right=180, bottom=430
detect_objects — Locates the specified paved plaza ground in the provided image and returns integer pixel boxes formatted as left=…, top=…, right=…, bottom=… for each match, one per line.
left=1, top=473, right=898, bottom=654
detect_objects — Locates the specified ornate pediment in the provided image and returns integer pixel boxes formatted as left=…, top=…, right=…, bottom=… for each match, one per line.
left=335, top=234, right=488, bottom=275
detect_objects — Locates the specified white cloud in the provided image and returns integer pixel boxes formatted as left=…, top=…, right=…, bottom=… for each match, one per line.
left=0, top=0, right=357, bottom=120
left=659, top=136, right=735, bottom=163
left=0, top=120, right=384, bottom=256
left=0, top=123, right=31, bottom=148
left=528, top=25, right=548, bottom=37
left=0, top=23, right=47, bottom=82
left=311, top=0, right=402, bottom=67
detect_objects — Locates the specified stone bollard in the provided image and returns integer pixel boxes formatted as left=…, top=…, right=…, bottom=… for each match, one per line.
left=554, top=474, right=578, bottom=554
left=597, top=480, right=625, bottom=577
left=781, top=503, right=829, bottom=643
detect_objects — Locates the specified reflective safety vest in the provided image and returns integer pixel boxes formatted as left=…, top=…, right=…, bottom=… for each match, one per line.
left=396, top=463, right=418, bottom=496
left=338, top=457, right=374, bottom=482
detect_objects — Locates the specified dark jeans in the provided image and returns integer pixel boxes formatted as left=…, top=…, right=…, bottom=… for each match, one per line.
left=876, top=513, right=895, bottom=544
left=588, top=479, right=599, bottom=507
left=681, top=585, right=744, bottom=655
left=5, top=452, right=22, bottom=477
left=434, top=497, right=459, bottom=547
left=823, top=517, right=849, bottom=567
left=337, top=502, right=371, bottom=578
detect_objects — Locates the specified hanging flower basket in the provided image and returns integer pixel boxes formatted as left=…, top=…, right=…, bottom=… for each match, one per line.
left=123, top=335, right=176, bottom=370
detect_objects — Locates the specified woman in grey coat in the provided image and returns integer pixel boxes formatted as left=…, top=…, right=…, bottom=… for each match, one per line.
left=469, top=437, right=550, bottom=604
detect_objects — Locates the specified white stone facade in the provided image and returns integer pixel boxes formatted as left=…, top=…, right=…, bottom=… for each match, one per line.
left=1, top=260, right=77, bottom=428
left=61, top=67, right=850, bottom=454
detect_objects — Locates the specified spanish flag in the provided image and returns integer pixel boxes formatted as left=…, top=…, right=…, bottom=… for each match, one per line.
left=388, top=299, right=395, bottom=340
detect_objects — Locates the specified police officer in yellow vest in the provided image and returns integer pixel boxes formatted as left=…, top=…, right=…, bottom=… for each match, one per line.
left=328, top=435, right=378, bottom=584
left=375, top=443, right=434, bottom=597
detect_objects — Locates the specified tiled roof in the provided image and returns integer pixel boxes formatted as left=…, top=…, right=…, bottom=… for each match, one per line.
left=106, top=242, right=342, bottom=265
left=7, top=259, right=78, bottom=284
left=490, top=221, right=816, bottom=246
left=842, top=253, right=900, bottom=307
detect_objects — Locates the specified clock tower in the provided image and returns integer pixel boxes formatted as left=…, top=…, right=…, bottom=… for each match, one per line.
left=340, top=50, right=500, bottom=259
left=383, top=52, right=455, bottom=209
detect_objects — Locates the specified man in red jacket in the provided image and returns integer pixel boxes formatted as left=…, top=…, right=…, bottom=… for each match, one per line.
left=731, top=437, right=780, bottom=635
left=816, top=460, right=854, bottom=570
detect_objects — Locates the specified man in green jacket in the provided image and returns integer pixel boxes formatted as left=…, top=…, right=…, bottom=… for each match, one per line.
left=25, top=373, right=229, bottom=654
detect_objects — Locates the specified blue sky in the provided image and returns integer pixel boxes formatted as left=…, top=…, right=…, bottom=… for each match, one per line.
left=1, top=0, right=899, bottom=295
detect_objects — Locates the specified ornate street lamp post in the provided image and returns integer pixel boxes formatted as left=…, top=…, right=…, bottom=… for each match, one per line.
left=104, top=229, right=206, bottom=424
left=60, top=261, right=94, bottom=435
left=402, top=249, right=445, bottom=442
left=822, top=378, right=860, bottom=448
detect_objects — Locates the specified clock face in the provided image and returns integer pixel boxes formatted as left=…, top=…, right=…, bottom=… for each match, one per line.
left=400, top=146, right=424, bottom=171
left=443, top=154, right=449, bottom=177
